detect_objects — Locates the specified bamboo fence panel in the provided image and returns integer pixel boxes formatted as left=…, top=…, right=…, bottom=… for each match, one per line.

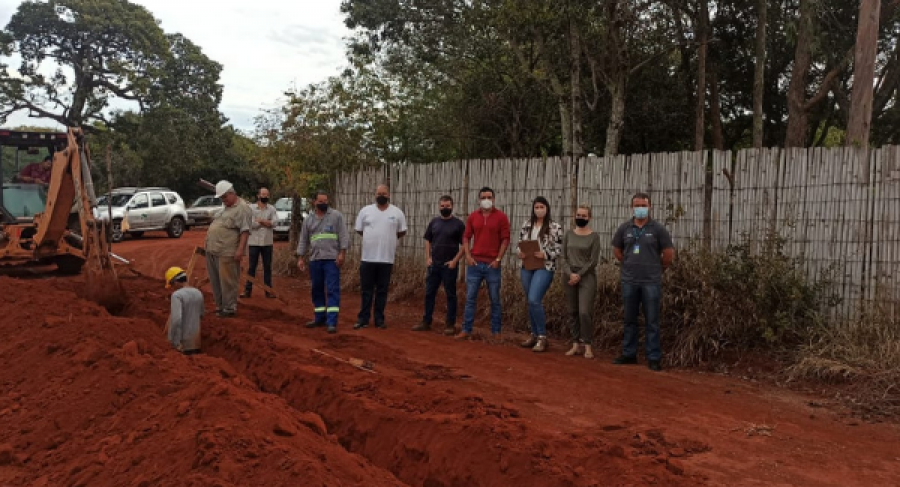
left=328, top=146, right=899, bottom=318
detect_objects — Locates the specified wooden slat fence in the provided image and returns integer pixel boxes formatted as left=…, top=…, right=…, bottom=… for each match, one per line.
left=332, top=147, right=900, bottom=321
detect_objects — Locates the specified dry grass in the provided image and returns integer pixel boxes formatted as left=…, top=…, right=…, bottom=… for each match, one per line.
left=790, top=302, right=900, bottom=416
left=273, top=246, right=297, bottom=278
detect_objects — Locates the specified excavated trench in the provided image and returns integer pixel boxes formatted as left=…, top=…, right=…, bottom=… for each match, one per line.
left=194, top=307, right=698, bottom=487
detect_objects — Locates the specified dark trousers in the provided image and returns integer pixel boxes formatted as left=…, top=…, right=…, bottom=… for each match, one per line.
left=245, top=245, right=273, bottom=294
left=358, top=262, right=393, bottom=326
left=622, top=282, right=662, bottom=361
left=423, top=263, right=459, bottom=326
left=311, top=260, right=341, bottom=326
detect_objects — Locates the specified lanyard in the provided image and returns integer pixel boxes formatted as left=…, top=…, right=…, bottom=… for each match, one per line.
left=631, top=225, right=646, bottom=242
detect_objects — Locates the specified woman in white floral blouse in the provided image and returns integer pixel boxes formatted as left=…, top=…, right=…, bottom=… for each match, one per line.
left=516, top=196, right=564, bottom=352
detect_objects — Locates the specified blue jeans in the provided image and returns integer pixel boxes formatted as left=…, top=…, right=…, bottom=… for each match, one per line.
left=310, top=260, right=341, bottom=326
left=423, top=263, right=459, bottom=325
left=622, top=282, right=662, bottom=361
left=520, top=268, right=553, bottom=336
left=245, top=245, right=273, bottom=294
left=462, top=263, right=502, bottom=334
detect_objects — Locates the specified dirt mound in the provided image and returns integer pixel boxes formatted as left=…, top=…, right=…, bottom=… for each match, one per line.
left=0, top=277, right=402, bottom=487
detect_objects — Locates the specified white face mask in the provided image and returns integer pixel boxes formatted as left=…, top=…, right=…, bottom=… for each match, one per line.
left=480, top=199, right=493, bottom=210
left=534, top=208, right=546, bottom=218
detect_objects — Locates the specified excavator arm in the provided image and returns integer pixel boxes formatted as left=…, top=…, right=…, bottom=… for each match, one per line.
left=2, top=127, right=124, bottom=311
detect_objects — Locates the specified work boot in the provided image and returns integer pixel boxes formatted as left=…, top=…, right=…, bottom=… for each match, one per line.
left=238, top=292, right=250, bottom=299
left=217, top=310, right=236, bottom=318
left=648, top=360, right=662, bottom=372
left=613, top=355, right=638, bottom=365
left=305, top=321, right=326, bottom=328
left=375, top=322, right=387, bottom=330
left=454, top=331, right=471, bottom=340
left=412, top=321, right=431, bottom=332
left=443, top=325, right=457, bottom=336
left=353, top=322, right=368, bottom=330
left=532, top=336, right=548, bottom=353
left=584, top=345, right=595, bottom=359
left=520, top=335, right=538, bottom=348
left=327, top=326, right=337, bottom=335
left=565, top=343, right=582, bottom=356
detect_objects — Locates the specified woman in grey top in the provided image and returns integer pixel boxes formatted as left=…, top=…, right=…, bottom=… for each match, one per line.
left=562, top=204, right=602, bottom=359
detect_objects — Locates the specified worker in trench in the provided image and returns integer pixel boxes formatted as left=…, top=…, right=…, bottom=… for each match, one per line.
left=165, top=267, right=204, bottom=355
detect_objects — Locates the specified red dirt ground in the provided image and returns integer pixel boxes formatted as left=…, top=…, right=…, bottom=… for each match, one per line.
left=2, top=229, right=899, bottom=486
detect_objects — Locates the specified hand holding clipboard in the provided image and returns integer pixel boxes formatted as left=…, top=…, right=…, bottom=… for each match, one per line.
left=518, top=240, right=544, bottom=270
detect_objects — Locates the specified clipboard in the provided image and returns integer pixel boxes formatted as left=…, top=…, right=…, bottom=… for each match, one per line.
left=519, top=240, right=544, bottom=270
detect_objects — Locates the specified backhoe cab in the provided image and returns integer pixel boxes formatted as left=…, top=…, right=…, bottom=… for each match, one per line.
left=0, top=128, right=115, bottom=277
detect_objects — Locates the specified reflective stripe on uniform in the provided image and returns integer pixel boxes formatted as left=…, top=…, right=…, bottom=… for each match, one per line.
left=326, top=307, right=340, bottom=313
left=314, top=307, right=326, bottom=312
left=311, top=233, right=338, bottom=242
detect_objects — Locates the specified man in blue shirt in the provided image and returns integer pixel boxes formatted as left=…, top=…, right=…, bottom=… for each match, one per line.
left=414, top=195, right=465, bottom=335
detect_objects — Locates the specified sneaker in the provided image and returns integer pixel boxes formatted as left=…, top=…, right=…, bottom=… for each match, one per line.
left=305, top=321, right=326, bottom=328
left=520, top=335, right=538, bottom=348
left=454, top=332, right=471, bottom=340
left=443, top=325, right=456, bottom=336
left=327, top=326, right=337, bottom=334
left=375, top=323, right=387, bottom=330
left=565, top=344, right=582, bottom=356
left=532, top=336, right=548, bottom=353
left=353, top=322, right=368, bottom=330
left=217, top=311, right=236, bottom=318
left=412, top=322, right=431, bottom=332
left=613, top=355, right=638, bottom=365
left=648, top=360, right=662, bottom=372
left=239, top=292, right=250, bottom=299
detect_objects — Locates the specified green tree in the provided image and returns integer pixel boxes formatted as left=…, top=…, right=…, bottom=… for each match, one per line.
left=0, top=0, right=171, bottom=128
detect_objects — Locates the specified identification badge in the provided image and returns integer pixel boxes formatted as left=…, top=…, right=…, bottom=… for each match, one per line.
left=633, top=244, right=640, bottom=255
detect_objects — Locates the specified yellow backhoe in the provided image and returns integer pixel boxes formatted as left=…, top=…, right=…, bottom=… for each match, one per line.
left=0, top=127, right=124, bottom=309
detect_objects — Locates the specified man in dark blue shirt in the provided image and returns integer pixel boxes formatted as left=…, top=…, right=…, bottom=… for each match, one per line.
left=611, top=192, right=676, bottom=372
left=414, top=195, right=466, bottom=335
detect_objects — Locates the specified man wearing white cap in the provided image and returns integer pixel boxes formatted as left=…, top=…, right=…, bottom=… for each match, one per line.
left=205, top=180, right=252, bottom=317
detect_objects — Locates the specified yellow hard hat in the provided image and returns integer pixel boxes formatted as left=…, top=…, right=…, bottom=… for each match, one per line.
left=165, top=267, right=186, bottom=288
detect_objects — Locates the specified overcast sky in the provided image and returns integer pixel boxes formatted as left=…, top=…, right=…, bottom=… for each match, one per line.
left=0, top=0, right=351, bottom=132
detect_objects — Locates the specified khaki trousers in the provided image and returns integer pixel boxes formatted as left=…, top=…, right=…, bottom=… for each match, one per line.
left=207, top=252, right=240, bottom=313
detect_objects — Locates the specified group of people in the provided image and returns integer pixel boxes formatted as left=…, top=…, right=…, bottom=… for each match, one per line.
left=165, top=180, right=675, bottom=371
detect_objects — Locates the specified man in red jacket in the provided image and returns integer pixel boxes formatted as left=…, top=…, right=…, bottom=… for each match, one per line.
left=456, top=186, right=511, bottom=340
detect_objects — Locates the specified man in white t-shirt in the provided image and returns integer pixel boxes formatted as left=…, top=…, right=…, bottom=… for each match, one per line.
left=353, top=184, right=408, bottom=329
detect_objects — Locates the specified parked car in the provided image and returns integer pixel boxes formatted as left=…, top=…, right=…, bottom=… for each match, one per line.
left=186, top=195, right=224, bottom=227
left=273, top=197, right=308, bottom=240
left=94, top=187, right=188, bottom=243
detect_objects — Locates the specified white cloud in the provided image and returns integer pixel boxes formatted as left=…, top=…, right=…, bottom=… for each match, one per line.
left=0, top=0, right=351, bottom=131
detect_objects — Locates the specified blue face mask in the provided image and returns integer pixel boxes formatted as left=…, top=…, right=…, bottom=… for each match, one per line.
left=634, top=207, right=649, bottom=220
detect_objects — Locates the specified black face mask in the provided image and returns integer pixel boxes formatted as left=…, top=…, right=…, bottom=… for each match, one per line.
left=575, top=218, right=589, bottom=228
left=440, top=208, right=453, bottom=217
left=316, top=203, right=329, bottom=212
left=376, top=196, right=389, bottom=206
left=259, top=197, right=269, bottom=204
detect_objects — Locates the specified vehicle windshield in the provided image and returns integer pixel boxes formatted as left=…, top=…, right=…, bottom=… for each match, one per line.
left=1, top=185, right=47, bottom=218
left=96, top=194, right=132, bottom=207
left=192, top=196, right=221, bottom=208
left=275, top=198, right=292, bottom=211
